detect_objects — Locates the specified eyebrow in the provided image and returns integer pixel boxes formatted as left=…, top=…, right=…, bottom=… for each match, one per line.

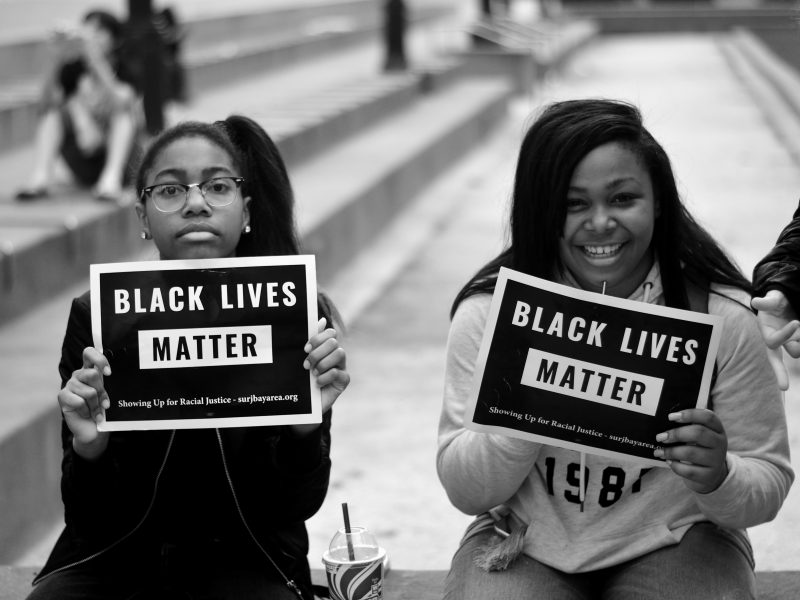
left=152, top=166, right=234, bottom=181
left=568, top=176, right=639, bottom=193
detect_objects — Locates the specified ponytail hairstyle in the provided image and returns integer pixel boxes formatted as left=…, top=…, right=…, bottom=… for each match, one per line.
left=135, top=115, right=341, bottom=327
left=451, top=99, right=751, bottom=317
left=216, top=115, right=300, bottom=259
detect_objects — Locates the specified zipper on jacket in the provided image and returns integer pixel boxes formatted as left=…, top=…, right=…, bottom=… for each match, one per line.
left=215, top=428, right=304, bottom=600
left=32, top=430, right=177, bottom=585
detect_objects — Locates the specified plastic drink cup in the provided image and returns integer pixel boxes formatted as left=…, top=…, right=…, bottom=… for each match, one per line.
left=322, top=526, right=385, bottom=600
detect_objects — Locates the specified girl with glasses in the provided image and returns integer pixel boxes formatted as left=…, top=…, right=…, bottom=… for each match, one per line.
left=437, top=99, right=793, bottom=600
left=26, top=116, right=349, bottom=600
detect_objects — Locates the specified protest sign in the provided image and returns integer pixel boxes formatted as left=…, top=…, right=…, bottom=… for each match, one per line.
left=90, top=255, right=320, bottom=431
left=464, top=268, right=722, bottom=466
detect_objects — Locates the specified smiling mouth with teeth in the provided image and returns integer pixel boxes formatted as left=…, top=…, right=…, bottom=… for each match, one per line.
left=582, top=243, right=623, bottom=257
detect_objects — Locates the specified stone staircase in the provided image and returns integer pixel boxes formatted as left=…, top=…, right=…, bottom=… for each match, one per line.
left=0, top=0, right=451, bottom=155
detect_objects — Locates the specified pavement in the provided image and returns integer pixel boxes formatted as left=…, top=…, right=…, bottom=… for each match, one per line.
left=6, top=14, right=800, bottom=580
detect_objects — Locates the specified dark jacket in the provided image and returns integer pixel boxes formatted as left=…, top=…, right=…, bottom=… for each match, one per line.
left=34, top=292, right=331, bottom=598
left=753, top=201, right=800, bottom=314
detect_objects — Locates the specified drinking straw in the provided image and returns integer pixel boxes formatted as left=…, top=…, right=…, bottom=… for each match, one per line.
left=341, top=502, right=356, bottom=561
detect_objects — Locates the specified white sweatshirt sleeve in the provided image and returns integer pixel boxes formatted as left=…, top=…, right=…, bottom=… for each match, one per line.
left=436, top=295, right=542, bottom=515
left=693, top=289, right=794, bottom=528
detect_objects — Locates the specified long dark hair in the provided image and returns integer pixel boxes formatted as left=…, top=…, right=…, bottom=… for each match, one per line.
left=135, top=115, right=341, bottom=326
left=452, top=99, right=751, bottom=317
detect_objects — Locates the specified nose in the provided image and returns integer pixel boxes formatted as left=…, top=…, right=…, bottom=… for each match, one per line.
left=584, top=206, right=617, bottom=232
left=182, top=184, right=211, bottom=215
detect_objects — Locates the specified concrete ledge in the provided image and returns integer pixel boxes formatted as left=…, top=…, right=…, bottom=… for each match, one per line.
left=0, top=3, right=454, bottom=155
left=461, top=18, right=599, bottom=94
left=181, top=0, right=384, bottom=56
left=3, top=567, right=800, bottom=599
left=718, top=27, right=800, bottom=168
left=726, top=27, right=800, bottom=123
left=185, top=15, right=382, bottom=94
left=0, top=0, right=385, bottom=87
left=460, top=48, right=537, bottom=96
left=563, top=5, right=798, bottom=34
left=0, top=201, right=141, bottom=326
left=0, top=409, right=61, bottom=566
left=296, top=77, right=512, bottom=283
left=185, top=4, right=453, bottom=93
left=267, top=58, right=467, bottom=168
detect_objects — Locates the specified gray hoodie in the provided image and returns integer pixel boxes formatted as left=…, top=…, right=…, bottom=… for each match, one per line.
left=437, top=267, right=793, bottom=572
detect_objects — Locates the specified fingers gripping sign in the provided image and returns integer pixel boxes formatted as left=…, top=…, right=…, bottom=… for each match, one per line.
left=303, top=317, right=350, bottom=413
left=291, top=318, right=350, bottom=437
left=653, top=409, right=729, bottom=494
left=58, top=347, right=111, bottom=459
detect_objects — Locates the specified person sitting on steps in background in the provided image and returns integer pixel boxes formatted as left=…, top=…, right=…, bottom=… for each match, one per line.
left=15, top=9, right=141, bottom=203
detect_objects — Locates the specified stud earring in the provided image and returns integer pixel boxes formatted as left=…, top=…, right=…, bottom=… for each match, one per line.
left=141, top=231, right=150, bottom=240
left=244, top=225, right=251, bottom=234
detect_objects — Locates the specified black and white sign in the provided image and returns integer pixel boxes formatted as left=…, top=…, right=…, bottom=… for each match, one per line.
left=90, top=256, right=320, bottom=431
left=465, top=268, right=722, bottom=466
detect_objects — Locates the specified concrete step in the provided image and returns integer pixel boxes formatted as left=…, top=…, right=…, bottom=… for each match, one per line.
left=0, top=0, right=455, bottom=154
left=235, top=57, right=468, bottom=169
left=0, top=0, right=441, bottom=88
left=183, top=3, right=453, bottom=98
left=293, top=76, right=511, bottom=281
left=563, top=5, right=799, bottom=34
left=0, top=71, right=513, bottom=562
left=718, top=27, right=800, bottom=167
left=4, top=558, right=800, bottom=599
left=463, top=16, right=598, bottom=94
left=0, top=50, right=469, bottom=327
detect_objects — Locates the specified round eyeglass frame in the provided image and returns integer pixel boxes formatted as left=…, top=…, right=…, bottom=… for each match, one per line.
left=140, top=176, right=245, bottom=213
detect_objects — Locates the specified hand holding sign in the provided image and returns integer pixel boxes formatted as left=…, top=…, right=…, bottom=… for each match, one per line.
left=654, top=409, right=728, bottom=494
left=465, top=269, right=722, bottom=466
left=57, top=347, right=111, bottom=460
left=293, top=318, right=350, bottom=437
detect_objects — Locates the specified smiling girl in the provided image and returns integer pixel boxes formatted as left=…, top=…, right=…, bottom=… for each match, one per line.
left=437, top=100, right=793, bottom=599
left=27, top=116, right=349, bottom=600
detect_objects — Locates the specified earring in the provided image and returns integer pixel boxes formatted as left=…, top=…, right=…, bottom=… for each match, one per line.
left=141, top=231, right=150, bottom=240
left=244, top=225, right=251, bottom=234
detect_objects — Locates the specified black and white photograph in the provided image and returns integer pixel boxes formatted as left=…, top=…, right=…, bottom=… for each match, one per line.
left=2, top=1, right=800, bottom=598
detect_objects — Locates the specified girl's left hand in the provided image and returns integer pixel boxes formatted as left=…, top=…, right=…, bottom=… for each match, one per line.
left=290, top=318, right=349, bottom=436
left=653, top=409, right=728, bottom=494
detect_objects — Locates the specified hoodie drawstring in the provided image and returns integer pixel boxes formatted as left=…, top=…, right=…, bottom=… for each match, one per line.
left=580, top=281, right=611, bottom=511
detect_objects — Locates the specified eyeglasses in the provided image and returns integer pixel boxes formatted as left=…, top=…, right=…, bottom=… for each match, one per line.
left=140, top=176, right=245, bottom=213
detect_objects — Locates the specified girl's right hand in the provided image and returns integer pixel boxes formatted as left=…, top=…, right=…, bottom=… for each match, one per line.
left=57, top=347, right=111, bottom=460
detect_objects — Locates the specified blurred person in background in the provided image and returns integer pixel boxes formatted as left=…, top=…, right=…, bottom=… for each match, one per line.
left=153, top=6, right=188, bottom=106
left=15, top=9, right=141, bottom=203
